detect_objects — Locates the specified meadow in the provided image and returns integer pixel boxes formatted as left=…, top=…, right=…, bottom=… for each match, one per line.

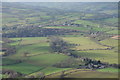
left=62, top=37, right=108, bottom=50
left=73, top=20, right=99, bottom=27
left=106, top=30, right=119, bottom=34
left=74, top=50, right=118, bottom=64
left=46, top=69, right=118, bottom=78
left=2, top=2, right=119, bottom=78
left=9, top=37, right=50, bottom=59
left=2, top=35, right=119, bottom=78
left=2, top=37, right=71, bottom=76
left=100, top=38, right=118, bottom=47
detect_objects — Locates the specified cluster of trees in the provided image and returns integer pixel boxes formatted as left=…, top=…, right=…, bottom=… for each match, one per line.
left=2, top=38, right=16, bottom=56
left=2, top=69, right=23, bottom=78
left=2, top=27, right=78, bottom=38
left=49, top=36, right=72, bottom=56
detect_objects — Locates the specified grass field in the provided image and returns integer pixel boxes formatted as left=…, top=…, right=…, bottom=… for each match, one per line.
left=100, top=38, right=118, bottom=47
left=97, top=68, right=119, bottom=73
left=3, top=54, right=70, bottom=75
left=62, top=36, right=118, bottom=64
left=47, top=69, right=118, bottom=78
left=9, top=37, right=50, bottom=59
left=3, top=37, right=71, bottom=75
left=35, top=67, right=71, bottom=75
left=27, top=54, right=69, bottom=66
left=74, top=50, right=118, bottom=64
left=3, top=36, right=118, bottom=77
left=73, top=20, right=99, bottom=27
left=3, top=62, right=44, bottom=74
left=2, top=58, right=18, bottom=65
left=103, top=18, right=118, bottom=24
left=64, top=71, right=118, bottom=78
left=62, top=37, right=108, bottom=50
left=106, top=30, right=119, bottom=34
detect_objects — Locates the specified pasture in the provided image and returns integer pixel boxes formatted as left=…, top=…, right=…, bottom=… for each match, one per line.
left=2, top=36, right=118, bottom=77
left=47, top=69, right=118, bottom=78
left=8, top=37, right=50, bottom=59
left=64, top=71, right=118, bottom=78
left=62, top=37, right=108, bottom=50
left=27, top=54, right=70, bottom=66
left=106, top=30, right=119, bottom=34
left=100, top=38, right=118, bottom=47
left=97, top=68, right=119, bottom=73
left=73, top=20, right=99, bottom=27
left=3, top=37, right=71, bottom=75
left=3, top=62, right=44, bottom=74
left=74, top=50, right=118, bottom=64
left=33, top=67, right=71, bottom=75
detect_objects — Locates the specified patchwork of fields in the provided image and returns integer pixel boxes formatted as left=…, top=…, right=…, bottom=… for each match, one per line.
left=2, top=37, right=71, bottom=77
left=2, top=35, right=119, bottom=78
left=2, top=2, right=119, bottom=78
left=2, top=20, right=119, bottom=78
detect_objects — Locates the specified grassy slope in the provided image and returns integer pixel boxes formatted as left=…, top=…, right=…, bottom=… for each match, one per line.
left=9, top=37, right=50, bottom=59
left=100, top=38, right=118, bottom=47
left=35, top=67, right=71, bottom=75
left=97, top=68, right=119, bottom=73
left=73, top=20, right=99, bottom=27
left=27, top=54, right=69, bottom=66
left=3, top=37, right=70, bottom=75
left=106, top=30, right=119, bottom=34
left=75, top=50, right=118, bottom=64
left=64, top=71, right=118, bottom=78
left=47, top=69, right=118, bottom=78
left=3, top=62, right=44, bottom=74
left=63, top=37, right=108, bottom=50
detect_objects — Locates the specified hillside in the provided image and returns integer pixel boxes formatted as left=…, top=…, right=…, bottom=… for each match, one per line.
left=1, top=2, right=119, bottom=79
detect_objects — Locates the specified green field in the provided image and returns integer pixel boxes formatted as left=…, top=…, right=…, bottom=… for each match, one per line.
left=35, top=67, right=71, bottom=75
left=74, top=50, right=118, bottom=64
left=27, top=54, right=69, bottom=66
left=100, top=38, right=118, bottom=47
left=73, top=20, right=99, bottom=27
left=103, top=18, right=118, bottom=24
left=62, top=37, right=108, bottom=50
left=9, top=37, right=50, bottom=59
left=106, top=30, right=119, bottom=34
left=2, top=2, right=119, bottom=78
left=65, top=71, right=118, bottom=78
left=2, top=58, right=18, bottom=65
left=3, top=62, right=44, bottom=74
left=47, top=69, right=118, bottom=78
left=2, top=36, right=118, bottom=77
left=3, top=37, right=71, bottom=75
left=97, top=68, right=119, bottom=73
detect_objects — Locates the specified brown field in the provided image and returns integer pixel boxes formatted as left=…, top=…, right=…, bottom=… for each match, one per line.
left=111, top=35, right=120, bottom=39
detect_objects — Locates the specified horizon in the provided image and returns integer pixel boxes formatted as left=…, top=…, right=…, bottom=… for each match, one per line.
left=2, top=0, right=120, bottom=2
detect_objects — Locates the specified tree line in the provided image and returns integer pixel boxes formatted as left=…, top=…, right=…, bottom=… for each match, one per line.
left=49, top=36, right=72, bottom=56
